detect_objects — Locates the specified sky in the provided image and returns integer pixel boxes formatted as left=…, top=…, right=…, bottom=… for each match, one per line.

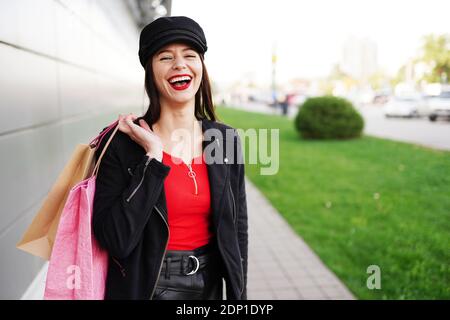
left=172, top=0, right=449, bottom=89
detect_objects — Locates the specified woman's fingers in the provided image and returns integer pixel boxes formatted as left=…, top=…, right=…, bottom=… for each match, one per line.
left=118, top=114, right=128, bottom=131
left=124, top=114, right=139, bottom=132
left=116, top=113, right=161, bottom=153
left=118, top=114, right=137, bottom=138
left=139, top=119, right=152, bottom=132
left=125, top=116, right=134, bottom=128
left=118, top=113, right=137, bottom=122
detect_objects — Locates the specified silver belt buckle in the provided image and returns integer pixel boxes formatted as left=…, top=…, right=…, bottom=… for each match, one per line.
left=185, top=255, right=200, bottom=275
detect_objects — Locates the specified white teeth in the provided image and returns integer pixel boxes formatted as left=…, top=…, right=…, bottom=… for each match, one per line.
left=169, top=76, right=192, bottom=83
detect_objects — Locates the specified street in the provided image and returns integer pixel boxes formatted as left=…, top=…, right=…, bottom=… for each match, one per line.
left=228, top=102, right=450, bottom=151
left=358, top=105, right=450, bottom=151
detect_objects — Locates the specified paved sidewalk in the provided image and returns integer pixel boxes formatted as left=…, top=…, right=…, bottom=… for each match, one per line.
left=245, top=177, right=355, bottom=300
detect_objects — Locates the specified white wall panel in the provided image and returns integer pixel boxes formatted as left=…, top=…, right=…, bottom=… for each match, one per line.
left=0, top=0, right=147, bottom=299
left=0, top=44, right=59, bottom=133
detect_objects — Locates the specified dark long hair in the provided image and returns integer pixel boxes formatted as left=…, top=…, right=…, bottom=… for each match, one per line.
left=142, top=52, right=218, bottom=129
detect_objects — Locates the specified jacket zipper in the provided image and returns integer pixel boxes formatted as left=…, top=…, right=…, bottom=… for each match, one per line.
left=217, top=222, right=245, bottom=298
left=237, top=246, right=245, bottom=296
left=111, top=256, right=126, bottom=277
left=229, top=183, right=236, bottom=224
left=127, top=167, right=134, bottom=176
left=229, top=183, right=244, bottom=295
left=149, top=205, right=170, bottom=300
left=126, top=157, right=151, bottom=202
left=217, top=179, right=245, bottom=298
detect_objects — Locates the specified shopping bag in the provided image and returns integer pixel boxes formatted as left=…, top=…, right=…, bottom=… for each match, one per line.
left=44, top=121, right=119, bottom=299
left=16, top=120, right=118, bottom=260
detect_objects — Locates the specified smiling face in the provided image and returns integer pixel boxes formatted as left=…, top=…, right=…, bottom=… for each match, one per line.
left=151, top=42, right=203, bottom=106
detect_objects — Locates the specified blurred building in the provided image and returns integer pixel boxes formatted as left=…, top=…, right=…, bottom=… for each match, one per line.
left=0, top=0, right=171, bottom=299
left=340, top=36, right=378, bottom=83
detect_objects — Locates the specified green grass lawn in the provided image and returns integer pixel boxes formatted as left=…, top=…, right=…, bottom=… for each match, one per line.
left=217, top=106, right=450, bottom=300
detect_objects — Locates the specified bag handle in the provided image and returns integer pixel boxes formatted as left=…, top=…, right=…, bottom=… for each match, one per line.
left=89, top=119, right=119, bottom=149
left=91, top=121, right=121, bottom=178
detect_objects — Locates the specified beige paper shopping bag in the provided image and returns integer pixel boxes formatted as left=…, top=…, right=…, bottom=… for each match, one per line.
left=16, top=144, right=96, bottom=260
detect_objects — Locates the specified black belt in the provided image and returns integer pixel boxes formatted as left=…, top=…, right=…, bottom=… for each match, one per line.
left=161, top=243, right=218, bottom=279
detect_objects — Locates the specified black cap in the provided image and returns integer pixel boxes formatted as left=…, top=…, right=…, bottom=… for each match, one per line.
left=138, top=16, right=208, bottom=68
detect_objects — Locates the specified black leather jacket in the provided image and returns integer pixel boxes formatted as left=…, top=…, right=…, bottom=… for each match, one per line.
left=93, top=118, right=248, bottom=300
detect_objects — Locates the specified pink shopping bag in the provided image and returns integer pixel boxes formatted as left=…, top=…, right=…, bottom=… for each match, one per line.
left=44, top=121, right=119, bottom=300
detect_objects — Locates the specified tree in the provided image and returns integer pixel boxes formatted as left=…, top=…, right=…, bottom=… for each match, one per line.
left=419, top=34, right=450, bottom=83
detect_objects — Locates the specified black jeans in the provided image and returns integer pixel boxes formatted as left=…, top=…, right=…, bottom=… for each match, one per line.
left=152, top=243, right=224, bottom=300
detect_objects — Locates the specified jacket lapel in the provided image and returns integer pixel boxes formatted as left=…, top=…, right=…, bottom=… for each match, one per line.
left=202, top=119, right=229, bottom=229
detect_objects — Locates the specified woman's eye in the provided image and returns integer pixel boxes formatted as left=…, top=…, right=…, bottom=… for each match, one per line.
left=160, top=55, right=196, bottom=60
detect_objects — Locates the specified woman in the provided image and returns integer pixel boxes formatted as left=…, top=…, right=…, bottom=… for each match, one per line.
left=93, top=16, right=248, bottom=300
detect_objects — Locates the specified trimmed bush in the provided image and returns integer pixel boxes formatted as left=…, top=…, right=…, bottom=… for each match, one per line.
left=294, top=96, right=364, bottom=139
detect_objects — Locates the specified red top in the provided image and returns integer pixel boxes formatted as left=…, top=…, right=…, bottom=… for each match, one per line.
left=162, top=150, right=213, bottom=250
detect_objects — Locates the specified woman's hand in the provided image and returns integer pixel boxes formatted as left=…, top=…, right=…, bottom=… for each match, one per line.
left=118, top=113, right=163, bottom=162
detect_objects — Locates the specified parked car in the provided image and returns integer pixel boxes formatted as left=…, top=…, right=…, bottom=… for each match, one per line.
left=384, top=96, right=428, bottom=118
left=427, top=91, right=450, bottom=121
